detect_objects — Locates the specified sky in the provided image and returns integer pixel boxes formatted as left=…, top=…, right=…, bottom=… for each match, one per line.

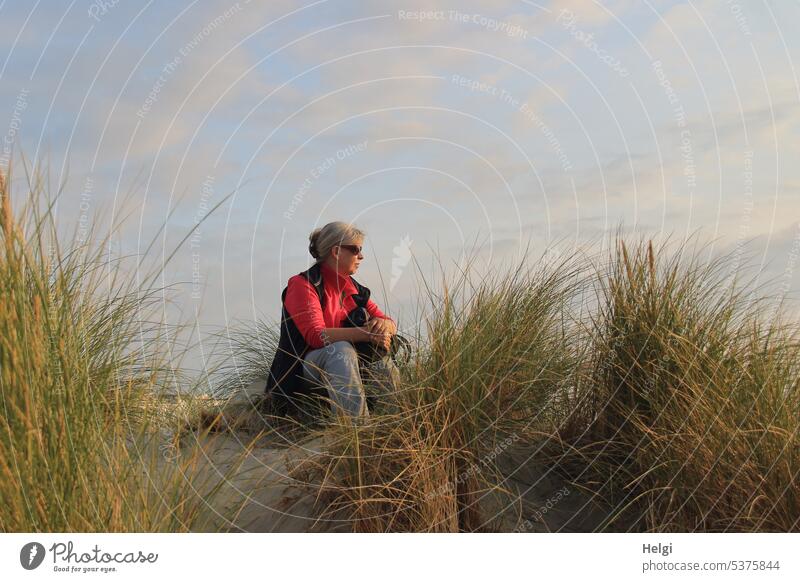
left=2, top=0, right=799, bottom=380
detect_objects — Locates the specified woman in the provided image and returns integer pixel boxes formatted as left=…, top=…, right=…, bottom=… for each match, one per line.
left=264, top=221, right=399, bottom=417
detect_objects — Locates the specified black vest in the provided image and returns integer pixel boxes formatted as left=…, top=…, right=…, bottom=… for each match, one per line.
left=263, top=262, right=372, bottom=406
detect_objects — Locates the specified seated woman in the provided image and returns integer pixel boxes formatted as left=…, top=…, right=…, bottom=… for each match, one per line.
left=264, top=221, right=400, bottom=417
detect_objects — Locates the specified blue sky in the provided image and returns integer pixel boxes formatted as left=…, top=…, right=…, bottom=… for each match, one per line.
left=2, top=0, right=799, bottom=375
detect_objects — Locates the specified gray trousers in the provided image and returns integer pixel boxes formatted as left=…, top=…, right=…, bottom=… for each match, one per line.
left=302, top=341, right=400, bottom=417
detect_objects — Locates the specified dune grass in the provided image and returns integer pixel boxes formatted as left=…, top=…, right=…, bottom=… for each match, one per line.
left=2, top=164, right=797, bottom=532
left=563, top=237, right=800, bottom=531
left=285, top=252, right=580, bottom=531
left=0, top=167, right=251, bottom=532
left=285, top=238, right=799, bottom=532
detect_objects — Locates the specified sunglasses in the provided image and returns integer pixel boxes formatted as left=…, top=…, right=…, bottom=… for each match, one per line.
left=338, top=244, right=363, bottom=256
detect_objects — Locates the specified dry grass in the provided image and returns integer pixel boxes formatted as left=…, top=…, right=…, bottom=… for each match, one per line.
left=3, top=162, right=797, bottom=532
left=267, top=236, right=799, bottom=532
left=0, top=166, right=249, bottom=532
left=545, top=236, right=800, bottom=531
left=287, top=251, right=585, bottom=531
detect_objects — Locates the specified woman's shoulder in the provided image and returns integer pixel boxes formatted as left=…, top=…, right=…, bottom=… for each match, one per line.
left=284, top=274, right=321, bottom=308
left=287, top=273, right=313, bottom=289
left=287, top=269, right=328, bottom=296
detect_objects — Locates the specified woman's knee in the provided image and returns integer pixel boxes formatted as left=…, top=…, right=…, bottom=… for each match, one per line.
left=327, top=340, right=358, bottom=361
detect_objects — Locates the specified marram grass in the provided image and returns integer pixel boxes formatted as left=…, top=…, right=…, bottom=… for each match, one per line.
left=0, top=169, right=244, bottom=532
left=2, top=166, right=797, bottom=532
left=545, top=237, right=800, bottom=531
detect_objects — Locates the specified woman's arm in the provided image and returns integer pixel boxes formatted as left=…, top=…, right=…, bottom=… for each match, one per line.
left=320, top=327, right=367, bottom=344
left=321, top=326, right=391, bottom=351
left=284, top=276, right=330, bottom=348
left=367, top=317, right=396, bottom=337
left=284, top=276, right=391, bottom=350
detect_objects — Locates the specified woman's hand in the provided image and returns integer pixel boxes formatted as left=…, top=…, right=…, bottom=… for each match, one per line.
left=356, top=325, right=391, bottom=351
left=367, top=317, right=396, bottom=338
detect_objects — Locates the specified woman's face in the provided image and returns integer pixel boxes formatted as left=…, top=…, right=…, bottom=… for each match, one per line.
left=331, top=237, right=364, bottom=275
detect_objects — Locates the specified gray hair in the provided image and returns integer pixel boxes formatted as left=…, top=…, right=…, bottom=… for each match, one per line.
left=308, top=221, right=365, bottom=262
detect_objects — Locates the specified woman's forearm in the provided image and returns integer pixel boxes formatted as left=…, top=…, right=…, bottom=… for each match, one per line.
left=320, top=327, right=366, bottom=345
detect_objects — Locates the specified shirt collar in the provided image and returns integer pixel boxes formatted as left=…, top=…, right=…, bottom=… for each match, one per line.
left=320, top=261, right=352, bottom=292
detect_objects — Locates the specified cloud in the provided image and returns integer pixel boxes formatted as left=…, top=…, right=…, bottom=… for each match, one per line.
left=3, top=0, right=800, bottom=373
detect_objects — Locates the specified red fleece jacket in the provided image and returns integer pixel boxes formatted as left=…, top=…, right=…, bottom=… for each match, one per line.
left=283, top=261, right=393, bottom=349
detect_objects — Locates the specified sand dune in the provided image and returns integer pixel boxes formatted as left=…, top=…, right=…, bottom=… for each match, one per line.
left=143, top=378, right=614, bottom=532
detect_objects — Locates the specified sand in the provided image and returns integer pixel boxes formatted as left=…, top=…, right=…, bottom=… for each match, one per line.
left=146, top=378, right=614, bottom=532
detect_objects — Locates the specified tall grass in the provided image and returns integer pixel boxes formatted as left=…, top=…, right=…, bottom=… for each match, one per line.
left=4, top=160, right=797, bottom=532
left=299, top=252, right=586, bottom=531
left=288, top=238, right=799, bottom=532
left=569, top=237, right=800, bottom=531
left=0, top=167, right=243, bottom=532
